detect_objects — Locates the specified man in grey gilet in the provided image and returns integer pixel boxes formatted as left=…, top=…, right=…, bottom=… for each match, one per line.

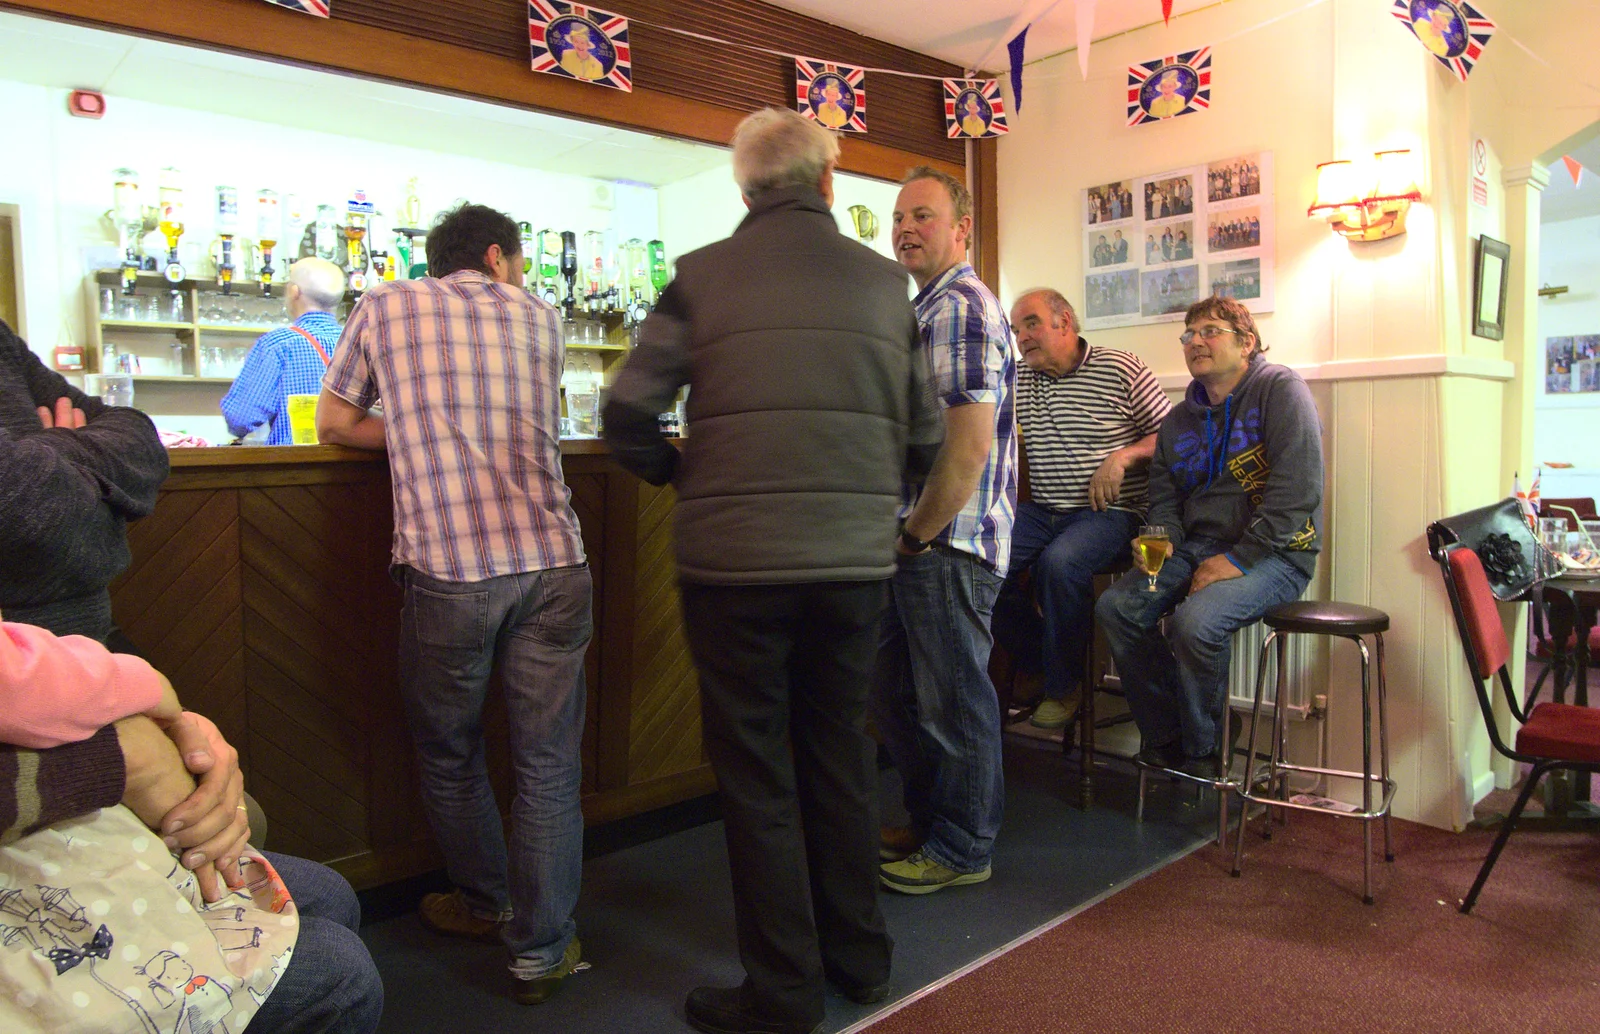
left=604, top=107, right=943, bottom=1034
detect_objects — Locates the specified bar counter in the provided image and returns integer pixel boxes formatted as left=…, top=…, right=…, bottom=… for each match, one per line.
left=109, top=442, right=708, bottom=890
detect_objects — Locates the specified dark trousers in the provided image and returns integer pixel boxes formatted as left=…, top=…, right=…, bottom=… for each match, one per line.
left=679, top=579, right=894, bottom=1028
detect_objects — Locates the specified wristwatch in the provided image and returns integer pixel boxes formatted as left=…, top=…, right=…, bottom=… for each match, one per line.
left=899, top=527, right=931, bottom=553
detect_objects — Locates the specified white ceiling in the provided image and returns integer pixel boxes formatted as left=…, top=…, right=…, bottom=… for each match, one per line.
left=767, top=0, right=1211, bottom=70
left=1541, top=135, right=1600, bottom=224
left=0, top=10, right=730, bottom=187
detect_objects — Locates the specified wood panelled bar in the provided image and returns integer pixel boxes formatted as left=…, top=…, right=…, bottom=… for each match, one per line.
left=109, top=444, right=709, bottom=889
left=14, top=0, right=1000, bottom=889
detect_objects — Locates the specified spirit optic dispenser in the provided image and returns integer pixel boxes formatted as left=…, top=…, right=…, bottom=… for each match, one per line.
left=156, top=168, right=186, bottom=283
left=536, top=229, right=562, bottom=307
left=255, top=189, right=280, bottom=295
left=559, top=231, right=578, bottom=319
left=518, top=221, right=536, bottom=286
left=112, top=168, right=145, bottom=296
left=214, top=186, right=239, bottom=294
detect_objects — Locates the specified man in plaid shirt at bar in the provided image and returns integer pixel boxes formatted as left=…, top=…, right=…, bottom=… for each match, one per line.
left=873, top=166, right=1018, bottom=895
left=317, top=203, right=591, bottom=1006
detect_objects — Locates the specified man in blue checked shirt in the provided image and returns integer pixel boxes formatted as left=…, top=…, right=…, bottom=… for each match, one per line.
left=219, top=257, right=345, bottom=445
left=873, top=166, right=1018, bottom=896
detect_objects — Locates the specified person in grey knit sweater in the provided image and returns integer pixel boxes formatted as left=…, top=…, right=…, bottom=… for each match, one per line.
left=1095, top=296, right=1323, bottom=778
left=0, top=319, right=168, bottom=643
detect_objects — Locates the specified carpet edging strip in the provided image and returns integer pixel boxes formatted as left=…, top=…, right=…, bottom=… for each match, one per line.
left=834, top=831, right=1214, bottom=1034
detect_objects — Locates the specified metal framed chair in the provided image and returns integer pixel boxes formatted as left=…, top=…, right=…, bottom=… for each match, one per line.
left=1426, top=524, right=1600, bottom=914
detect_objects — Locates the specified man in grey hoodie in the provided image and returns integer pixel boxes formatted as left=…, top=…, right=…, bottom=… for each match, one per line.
left=1094, top=296, right=1322, bottom=779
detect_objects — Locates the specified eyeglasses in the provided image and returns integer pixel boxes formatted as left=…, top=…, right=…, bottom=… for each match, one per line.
left=1179, top=326, right=1237, bottom=346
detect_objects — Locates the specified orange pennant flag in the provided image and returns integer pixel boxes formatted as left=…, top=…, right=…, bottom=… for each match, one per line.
left=1562, top=155, right=1584, bottom=187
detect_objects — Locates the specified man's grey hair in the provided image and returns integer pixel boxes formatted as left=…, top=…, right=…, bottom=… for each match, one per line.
left=1015, top=287, right=1078, bottom=334
left=289, top=257, right=346, bottom=310
left=731, top=108, right=841, bottom=198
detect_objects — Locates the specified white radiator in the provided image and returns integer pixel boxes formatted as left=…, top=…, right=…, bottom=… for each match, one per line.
left=1226, top=619, right=1317, bottom=720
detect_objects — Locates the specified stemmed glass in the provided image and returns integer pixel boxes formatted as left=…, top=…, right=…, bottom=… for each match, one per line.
left=1136, top=525, right=1171, bottom=593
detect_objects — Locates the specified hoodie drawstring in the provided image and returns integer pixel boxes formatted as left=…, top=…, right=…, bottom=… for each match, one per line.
left=1202, top=395, right=1232, bottom=491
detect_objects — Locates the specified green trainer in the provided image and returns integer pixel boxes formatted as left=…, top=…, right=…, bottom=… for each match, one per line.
left=511, top=937, right=582, bottom=1005
left=879, top=852, right=991, bottom=895
left=1028, top=695, right=1077, bottom=730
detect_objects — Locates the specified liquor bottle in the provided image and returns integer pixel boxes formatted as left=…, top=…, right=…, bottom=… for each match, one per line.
left=156, top=168, right=186, bottom=283
left=345, top=189, right=374, bottom=293
left=560, top=231, right=578, bottom=319
left=214, top=186, right=239, bottom=295
left=255, top=189, right=280, bottom=295
left=518, top=221, right=536, bottom=285
left=581, top=230, right=605, bottom=315
left=625, top=238, right=650, bottom=324
left=648, top=239, right=669, bottom=298
left=537, top=229, right=562, bottom=306
left=112, top=169, right=143, bottom=296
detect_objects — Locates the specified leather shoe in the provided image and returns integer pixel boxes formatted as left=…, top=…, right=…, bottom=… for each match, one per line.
left=685, top=986, right=821, bottom=1034
left=1134, top=740, right=1185, bottom=769
left=833, top=978, right=892, bottom=1005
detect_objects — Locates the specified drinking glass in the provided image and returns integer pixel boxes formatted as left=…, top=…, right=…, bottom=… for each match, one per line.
left=202, top=346, right=224, bottom=377
left=230, top=347, right=249, bottom=376
left=1539, top=517, right=1569, bottom=578
left=100, top=373, right=135, bottom=408
left=1135, top=525, right=1172, bottom=593
left=100, top=288, right=116, bottom=318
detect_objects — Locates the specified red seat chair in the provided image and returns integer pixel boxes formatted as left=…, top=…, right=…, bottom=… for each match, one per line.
left=1427, top=526, right=1600, bottom=914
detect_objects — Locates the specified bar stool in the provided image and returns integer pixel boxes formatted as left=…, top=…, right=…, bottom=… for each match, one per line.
left=1231, top=600, right=1396, bottom=904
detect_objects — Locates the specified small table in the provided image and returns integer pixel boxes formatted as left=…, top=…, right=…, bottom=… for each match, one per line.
left=1539, top=574, right=1599, bottom=812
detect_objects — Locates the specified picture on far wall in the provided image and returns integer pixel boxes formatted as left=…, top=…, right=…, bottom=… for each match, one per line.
left=1081, top=151, right=1274, bottom=331
left=1086, top=179, right=1134, bottom=225
left=1141, top=265, right=1199, bottom=318
left=1086, top=270, right=1141, bottom=320
left=1546, top=334, right=1600, bottom=393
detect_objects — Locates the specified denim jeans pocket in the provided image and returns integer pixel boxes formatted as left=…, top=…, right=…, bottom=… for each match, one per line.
left=409, top=584, right=490, bottom=651
left=525, top=564, right=594, bottom=651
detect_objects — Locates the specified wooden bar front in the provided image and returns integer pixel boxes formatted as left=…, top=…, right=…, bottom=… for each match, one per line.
left=109, top=444, right=709, bottom=890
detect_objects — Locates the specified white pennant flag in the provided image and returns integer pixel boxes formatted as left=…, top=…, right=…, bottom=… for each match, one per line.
left=1076, top=0, right=1096, bottom=80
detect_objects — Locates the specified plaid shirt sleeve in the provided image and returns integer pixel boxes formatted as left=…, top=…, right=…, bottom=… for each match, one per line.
left=218, top=332, right=284, bottom=437
left=323, top=297, right=379, bottom=409
left=925, top=289, right=1005, bottom=409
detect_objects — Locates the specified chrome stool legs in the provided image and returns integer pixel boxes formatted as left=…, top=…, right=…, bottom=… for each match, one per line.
left=1232, top=628, right=1397, bottom=904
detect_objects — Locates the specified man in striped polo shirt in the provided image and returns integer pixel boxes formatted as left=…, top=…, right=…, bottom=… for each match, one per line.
left=874, top=166, right=1017, bottom=895
left=1000, top=289, right=1170, bottom=731
left=316, top=203, right=590, bottom=1006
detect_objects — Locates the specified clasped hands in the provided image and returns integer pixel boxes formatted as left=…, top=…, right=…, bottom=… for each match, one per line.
left=116, top=675, right=251, bottom=903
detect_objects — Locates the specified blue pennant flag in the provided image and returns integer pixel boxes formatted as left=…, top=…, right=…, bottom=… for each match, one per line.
left=1007, top=27, right=1029, bottom=114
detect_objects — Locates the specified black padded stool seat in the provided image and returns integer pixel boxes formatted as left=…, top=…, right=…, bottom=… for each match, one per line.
left=1265, top=600, right=1389, bottom=636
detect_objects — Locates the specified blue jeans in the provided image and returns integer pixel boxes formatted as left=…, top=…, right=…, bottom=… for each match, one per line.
left=246, top=853, right=382, bottom=1034
left=870, top=547, right=1005, bottom=873
left=1094, top=538, right=1308, bottom=760
left=397, top=563, right=592, bottom=977
left=1002, top=502, right=1141, bottom=701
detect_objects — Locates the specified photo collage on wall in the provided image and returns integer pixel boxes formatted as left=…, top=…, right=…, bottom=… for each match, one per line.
left=1081, top=151, right=1275, bottom=331
left=1545, top=335, right=1600, bottom=394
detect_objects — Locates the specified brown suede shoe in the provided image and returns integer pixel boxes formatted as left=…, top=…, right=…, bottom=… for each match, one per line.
left=418, top=890, right=504, bottom=944
left=878, top=825, right=923, bottom=863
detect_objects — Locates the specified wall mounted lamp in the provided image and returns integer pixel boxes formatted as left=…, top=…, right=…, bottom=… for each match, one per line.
left=1307, top=149, right=1423, bottom=242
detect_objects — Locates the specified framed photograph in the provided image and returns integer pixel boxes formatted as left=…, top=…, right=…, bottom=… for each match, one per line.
left=1473, top=235, right=1510, bottom=340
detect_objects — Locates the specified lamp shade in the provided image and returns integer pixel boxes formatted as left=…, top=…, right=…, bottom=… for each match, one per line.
left=1308, top=160, right=1360, bottom=215
left=1370, top=149, right=1422, bottom=202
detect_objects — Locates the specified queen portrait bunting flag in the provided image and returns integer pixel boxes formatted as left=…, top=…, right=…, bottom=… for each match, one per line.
left=1127, top=47, right=1211, bottom=127
left=262, top=0, right=329, bottom=15
left=944, top=79, right=1009, bottom=139
left=529, top=1, right=633, bottom=93
left=796, top=58, right=867, bottom=133
left=1390, top=1, right=1496, bottom=83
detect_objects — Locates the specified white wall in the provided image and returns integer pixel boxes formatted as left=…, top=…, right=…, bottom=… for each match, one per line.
left=1535, top=213, right=1600, bottom=501
left=0, top=79, right=666, bottom=440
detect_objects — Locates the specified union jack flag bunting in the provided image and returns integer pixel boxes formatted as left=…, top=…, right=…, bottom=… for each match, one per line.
left=1390, top=1, right=1496, bottom=83
left=529, top=1, right=633, bottom=93
left=1127, top=47, right=1211, bottom=127
left=262, top=0, right=329, bottom=16
left=944, top=79, right=1009, bottom=139
left=796, top=58, right=867, bottom=134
